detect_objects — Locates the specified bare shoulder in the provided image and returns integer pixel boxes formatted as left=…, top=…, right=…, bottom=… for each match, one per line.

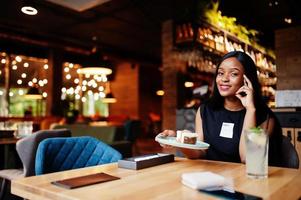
left=195, top=106, right=204, bottom=141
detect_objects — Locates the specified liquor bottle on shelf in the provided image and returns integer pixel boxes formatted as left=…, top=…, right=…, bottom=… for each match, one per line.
left=176, top=25, right=183, bottom=43
left=215, top=35, right=225, bottom=52
left=206, top=29, right=215, bottom=49
left=182, top=24, right=189, bottom=41
left=255, top=52, right=263, bottom=68
left=187, top=23, right=194, bottom=39
left=262, top=57, right=268, bottom=70
left=203, top=28, right=210, bottom=47
left=268, top=61, right=276, bottom=73
left=232, top=42, right=243, bottom=51
left=225, top=38, right=235, bottom=52
left=197, top=27, right=206, bottom=45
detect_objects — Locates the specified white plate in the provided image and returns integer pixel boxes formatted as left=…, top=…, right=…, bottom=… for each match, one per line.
left=155, top=135, right=210, bottom=150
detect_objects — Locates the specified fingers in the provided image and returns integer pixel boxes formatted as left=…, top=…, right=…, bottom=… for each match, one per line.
left=158, top=130, right=176, bottom=149
left=159, top=144, right=173, bottom=149
left=236, top=86, right=248, bottom=95
left=159, top=129, right=176, bottom=137
left=243, top=75, right=253, bottom=89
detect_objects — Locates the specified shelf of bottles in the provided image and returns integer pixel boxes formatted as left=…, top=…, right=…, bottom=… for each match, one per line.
left=174, top=22, right=276, bottom=103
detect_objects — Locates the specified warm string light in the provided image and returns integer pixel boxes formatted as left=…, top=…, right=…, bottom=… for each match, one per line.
left=0, top=53, right=49, bottom=98
left=0, top=53, right=49, bottom=110
left=61, top=62, right=111, bottom=103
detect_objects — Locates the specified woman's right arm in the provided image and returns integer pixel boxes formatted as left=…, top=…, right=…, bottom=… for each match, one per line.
left=158, top=107, right=206, bottom=159
left=180, top=107, right=206, bottom=159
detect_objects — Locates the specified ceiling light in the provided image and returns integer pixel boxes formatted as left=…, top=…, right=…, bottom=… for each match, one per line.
left=78, top=67, right=112, bottom=76
left=284, top=18, right=292, bottom=24
left=25, top=86, right=42, bottom=99
left=78, top=43, right=113, bottom=75
left=156, top=90, right=164, bottom=96
left=184, top=81, right=194, bottom=88
left=21, top=1, right=38, bottom=16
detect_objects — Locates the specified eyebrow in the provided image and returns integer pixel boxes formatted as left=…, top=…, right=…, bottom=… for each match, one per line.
left=218, top=67, right=241, bottom=71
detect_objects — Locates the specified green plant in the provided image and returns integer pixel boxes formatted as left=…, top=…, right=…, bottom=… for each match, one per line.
left=203, top=1, right=275, bottom=58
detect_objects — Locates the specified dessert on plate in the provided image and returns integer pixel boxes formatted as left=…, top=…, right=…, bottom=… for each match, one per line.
left=176, top=130, right=198, bottom=145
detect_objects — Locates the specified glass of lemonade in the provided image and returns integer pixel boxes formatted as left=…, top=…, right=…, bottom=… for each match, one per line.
left=245, top=128, right=269, bottom=179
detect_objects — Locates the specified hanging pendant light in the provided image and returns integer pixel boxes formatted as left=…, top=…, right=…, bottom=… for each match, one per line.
left=25, top=85, right=42, bottom=99
left=78, top=38, right=112, bottom=76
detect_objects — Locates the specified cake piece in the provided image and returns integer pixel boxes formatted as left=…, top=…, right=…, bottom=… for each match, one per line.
left=176, top=130, right=198, bottom=144
left=181, top=132, right=197, bottom=144
left=176, top=130, right=191, bottom=142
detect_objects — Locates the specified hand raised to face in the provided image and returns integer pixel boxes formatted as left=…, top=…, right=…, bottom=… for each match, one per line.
left=235, top=75, right=255, bottom=110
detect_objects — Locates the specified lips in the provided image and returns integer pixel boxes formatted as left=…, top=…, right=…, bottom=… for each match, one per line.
left=219, top=85, right=231, bottom=91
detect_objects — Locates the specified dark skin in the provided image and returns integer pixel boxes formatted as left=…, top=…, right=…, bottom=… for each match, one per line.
left=159, top=57, right=275, bottom=162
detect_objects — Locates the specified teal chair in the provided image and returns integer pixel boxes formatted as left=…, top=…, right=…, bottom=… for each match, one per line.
left=35, top=136, right=122, bottom=175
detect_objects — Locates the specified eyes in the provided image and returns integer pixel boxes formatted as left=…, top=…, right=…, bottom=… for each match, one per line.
left=217, top=71, right=239, bottom=77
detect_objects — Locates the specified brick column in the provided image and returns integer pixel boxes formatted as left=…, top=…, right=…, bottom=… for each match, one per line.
left=110, top=62, right=139, bottom=119
left=162, top=20, right=185, bottom=130
left=275, top=26, right=301, bottom=89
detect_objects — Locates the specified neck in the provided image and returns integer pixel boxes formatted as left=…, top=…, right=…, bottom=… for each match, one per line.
left=224, top=97, right=244, bottom=111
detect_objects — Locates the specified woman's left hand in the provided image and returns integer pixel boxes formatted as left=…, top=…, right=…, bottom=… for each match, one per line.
left=235, top=75, right=255, bottom=110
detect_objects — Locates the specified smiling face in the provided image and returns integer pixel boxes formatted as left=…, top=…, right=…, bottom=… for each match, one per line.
left=216, top=57, right=245, bottom=97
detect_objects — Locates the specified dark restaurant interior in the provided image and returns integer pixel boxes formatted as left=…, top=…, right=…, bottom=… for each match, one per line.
left=0, top=0, right=301, bottom=199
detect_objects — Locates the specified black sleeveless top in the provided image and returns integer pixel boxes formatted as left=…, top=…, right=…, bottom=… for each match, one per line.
left=200, top=104, right=267, bottom=163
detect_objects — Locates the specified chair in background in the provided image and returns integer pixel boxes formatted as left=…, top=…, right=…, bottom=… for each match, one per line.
left=0, top=129, right=71, bottom=200
left=124, top=120, right=142, bottom=155
left=281, top=135, right=299, bottom=169
left=35, top=136, right=122, bottom=175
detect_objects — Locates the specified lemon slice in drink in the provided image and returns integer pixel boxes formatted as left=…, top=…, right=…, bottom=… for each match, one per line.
left=247, top=128, right=267, bottom=146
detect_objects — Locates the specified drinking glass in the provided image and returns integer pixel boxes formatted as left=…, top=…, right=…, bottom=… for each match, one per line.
left=17, top=121, right=33, bottom=137
left=245, top=128, right=269, bottom=179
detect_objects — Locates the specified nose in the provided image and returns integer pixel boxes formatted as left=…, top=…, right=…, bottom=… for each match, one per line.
left=221, top=74, right=229, bottom=82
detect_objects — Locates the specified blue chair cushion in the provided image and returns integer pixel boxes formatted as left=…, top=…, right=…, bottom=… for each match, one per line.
left=35, top=136, right=122, bottom=175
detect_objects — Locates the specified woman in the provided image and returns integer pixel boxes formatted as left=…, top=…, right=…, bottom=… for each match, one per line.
left=160, top=51, right=282, bottom=166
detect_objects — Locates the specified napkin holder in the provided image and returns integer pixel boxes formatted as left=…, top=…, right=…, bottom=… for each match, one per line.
left=118, top=153, right=174, bottom=170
